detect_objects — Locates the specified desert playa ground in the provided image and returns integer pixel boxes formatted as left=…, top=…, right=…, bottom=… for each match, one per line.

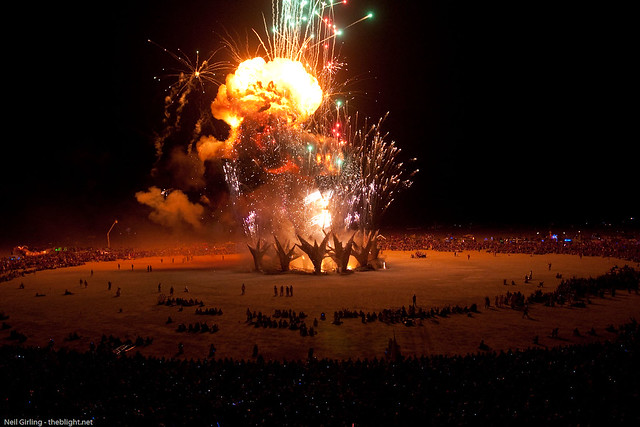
left=1, top=249, right=638, bottom=361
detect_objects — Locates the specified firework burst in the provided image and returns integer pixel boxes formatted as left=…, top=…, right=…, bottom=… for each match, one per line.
left=149, top=40, right=230, bottom=100
left=335, top=113, right=417, bottom=232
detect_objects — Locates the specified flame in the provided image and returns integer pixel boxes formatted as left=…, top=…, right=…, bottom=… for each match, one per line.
left=266, top=158, right=300, bottom=175
left=214, top=57, right=322, bottom=124
left=198, top=57, right=323, bottom=161
left=305, top=189, right=333, bottom=229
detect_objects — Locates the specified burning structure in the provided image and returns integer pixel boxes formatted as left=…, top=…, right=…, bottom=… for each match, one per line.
left=139, top=1, right=416, bottom=273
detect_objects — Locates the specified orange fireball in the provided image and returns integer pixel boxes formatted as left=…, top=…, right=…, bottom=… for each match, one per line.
left=197, top=57, right=323, bottom=161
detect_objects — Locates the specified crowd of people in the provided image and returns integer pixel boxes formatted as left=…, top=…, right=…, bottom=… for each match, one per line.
left=246, top=308, right=316, bottom=337
left=0, top=249, right=112, bottom=283
left=491, top=266, right=640, bottom=313
left=157, top=295, right=205, bottom=307
left=0, top=243, right=237, bottom=283
left=332, top=303, right=480, bottom=326
left=379, top=231, right=640, bottom=263
left=0, top=319, right=637, bottom=425
left=1, top=233, right=638, bottom=423
left=3, top=231, right=638, bottom=284
left=273, top=284, right=294, bottom=297
left=195, top=307, right=223, bottom=316
left=174, top=322, right=219, bottom=334
left=326, top=267, right=638, bottom=336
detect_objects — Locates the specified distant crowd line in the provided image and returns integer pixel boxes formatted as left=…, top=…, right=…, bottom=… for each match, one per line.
left=2, top=233, right=638, bottom=283
left=379, top=231, right=640, bottom=263
left=0, top=243, right=236, bottom=283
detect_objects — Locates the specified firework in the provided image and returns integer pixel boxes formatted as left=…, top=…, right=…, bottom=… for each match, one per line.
left=142, top=1, right=415, bottom=272
left=335, top=113, right=417, bottom=232
left=149, top=40, right=229, bottom=99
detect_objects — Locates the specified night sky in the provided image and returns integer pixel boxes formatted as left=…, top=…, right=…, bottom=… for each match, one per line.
left=2, top=1, right=635, bottom=247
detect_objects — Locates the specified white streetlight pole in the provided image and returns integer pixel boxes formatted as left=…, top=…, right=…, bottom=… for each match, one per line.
left=107, top=220, right=118, bottom=249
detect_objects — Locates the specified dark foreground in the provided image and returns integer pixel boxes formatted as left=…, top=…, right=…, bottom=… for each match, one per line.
left=1, top=320, right=639, bottom=426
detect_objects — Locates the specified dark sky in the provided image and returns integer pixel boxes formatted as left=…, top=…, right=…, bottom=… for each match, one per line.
left=2, top=1, right=635, bottom=246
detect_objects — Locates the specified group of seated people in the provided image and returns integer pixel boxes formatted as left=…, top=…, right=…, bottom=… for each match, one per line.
left=175, top=321, right=220, bottom=334
left=157, top=295, right=205, bottom=307
left=246, top=308, right=316, bottom=336
left=332, top=303, right=479, bottom=326
left=492, top=266, right=639, bottom=312
left=195, top=307, right=223, bottom=316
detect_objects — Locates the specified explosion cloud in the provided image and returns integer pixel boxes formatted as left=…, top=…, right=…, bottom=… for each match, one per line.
left=217, top=57, right=322, bottom=126
left=198, top=56, right=323, bottom=161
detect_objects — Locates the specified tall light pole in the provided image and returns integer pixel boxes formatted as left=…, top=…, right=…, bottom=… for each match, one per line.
left=107, top=220, right=118, bottom=249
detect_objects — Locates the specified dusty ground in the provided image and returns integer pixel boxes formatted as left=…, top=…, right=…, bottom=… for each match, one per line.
left=1, top=250, right=638, bottom=361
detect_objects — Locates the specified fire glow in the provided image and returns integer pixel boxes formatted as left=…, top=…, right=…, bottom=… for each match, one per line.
left=198, top=56, right=323, bottom=161
left=305, top=190, right=333, bottom=229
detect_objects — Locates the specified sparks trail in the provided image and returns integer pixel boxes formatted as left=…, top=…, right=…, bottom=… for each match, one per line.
left=332, top=113, right=418, bottom=232
left=148, top=39, right=231, bottom=101
left=147, top=40, right=233, bottom=162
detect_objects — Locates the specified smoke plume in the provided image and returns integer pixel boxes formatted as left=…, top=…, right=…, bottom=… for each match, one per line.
left=135, top=186, right=204, bottom=230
